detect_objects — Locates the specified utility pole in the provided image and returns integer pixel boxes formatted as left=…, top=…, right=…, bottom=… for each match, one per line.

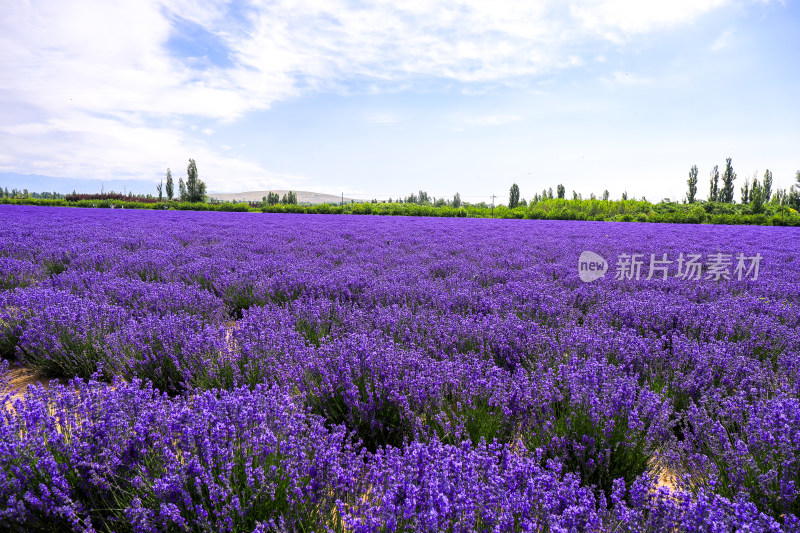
left=341, top=192, right=343, bottom=207
left=491, top=194, right=496, bottom=218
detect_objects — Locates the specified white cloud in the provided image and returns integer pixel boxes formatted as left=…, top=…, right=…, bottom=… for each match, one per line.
left=0, top=0, right=736, bottom=184
left=711, top=29, right=733, bottom=51
left=2, top=0, right=735, bottom=116
left=0, top=110, right=289, bottom=192
left=570, top=0, right=729, bottom=42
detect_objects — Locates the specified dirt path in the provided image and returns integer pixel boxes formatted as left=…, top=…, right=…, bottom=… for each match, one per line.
left=3, top=366, right=53, bottom=403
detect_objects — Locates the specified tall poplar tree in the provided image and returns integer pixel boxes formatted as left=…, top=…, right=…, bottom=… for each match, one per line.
left=184, top=159, right=207, bottom=203
left=709, top=165, right=719, bottom=202
left=763, top=169, right=773, bottom=202
left=686, top=165, right=698, bottom=203
left=509, top=183, right=520, bottom=208
left=720, top=157, right=736, bottom=203
left=165, top=168, right=174, bottom=201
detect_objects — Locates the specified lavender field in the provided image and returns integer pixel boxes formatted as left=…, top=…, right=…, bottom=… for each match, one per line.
left=1, top=204, right=800, bottom=532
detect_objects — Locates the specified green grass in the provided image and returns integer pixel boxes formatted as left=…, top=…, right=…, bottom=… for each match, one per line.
left=5, top=197, right=800, bottom=226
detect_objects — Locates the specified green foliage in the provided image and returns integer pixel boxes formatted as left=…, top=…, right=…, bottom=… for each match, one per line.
left=281, top=191, right=298, bottom=205
left=193, top=346, right=275, bottom=391
left=791, top=170, right=800, bottom=211
left=178, top=177, right=187, bottom=201
left=112, top=336, right=195, bottom=396
left=165, top=168, right=173, bottom=200
left=687, top=165, right=698, bottom=203
left=709, top=165, right=719, bottom=202
left=423, top=397, right=517, bottom=447
left=18, top=328, right=112, bottom=381
left=42, top=255, right=70, bottom=277
left=720, top=157, right=736, bottom=203
left=295, top=312, right=338, bottom=347
left=215, top=203, right=251, bottom=212
left=223, top=283, right=271, bottom=320
left=403, top=191, right=432, bottom=205
left=264, top=192, right=280, bottom=206
left=750, top=177, right=766, bottom=214
left=184, top=158, right=206, bottom=203
left=0, top=307, right=30, bottom=359
left=509, top=184, right=520, bottom=209
left=763, top=169, right=773, bottom=202
left=5, top=196, right=800, bottom=226
left=740, top=176, right=751, bottom=204
left=686, top=204, right=707, bottom=223
left=523, top=398, right=653, bottom=499
left=304, top=370, right=412, bottom=453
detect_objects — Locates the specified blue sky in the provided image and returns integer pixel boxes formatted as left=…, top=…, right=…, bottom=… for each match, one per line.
left=1, top=0, right=798, bottom=202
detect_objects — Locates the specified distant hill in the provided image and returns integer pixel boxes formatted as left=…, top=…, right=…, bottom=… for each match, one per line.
left=0, top=173, right=156, bottom=196
left=0, top=174, right=368, bottom=205
left=209, top=190, right=361, bottom=205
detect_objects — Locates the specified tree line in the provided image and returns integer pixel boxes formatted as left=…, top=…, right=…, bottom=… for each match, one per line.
left=6, top=193, right=800, bottom=226
left=503, top=157, right=800, bottom=213
left=262, top=191, right=298, bottom=206
left=685, top=159, right=800, bottom=212
left=4, top=156, right=799, bottom=216
left=155, top=159, right=207, bottom=203
left=0, top=187, right=67, bottom=200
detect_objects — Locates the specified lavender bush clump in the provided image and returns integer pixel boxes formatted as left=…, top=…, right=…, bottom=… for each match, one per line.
left=338, top=438, right=605, bottom=532
left=105, top=313, right=227, bottom=394
left=1, top=204, right=799, bottom=530
left=13, top=290, right=130, bottom=379
left=0, top=258, right=43, bottom=290
left=0, top=378, right=364, bottom=531
left=680, top=392, right=800, bottom=519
